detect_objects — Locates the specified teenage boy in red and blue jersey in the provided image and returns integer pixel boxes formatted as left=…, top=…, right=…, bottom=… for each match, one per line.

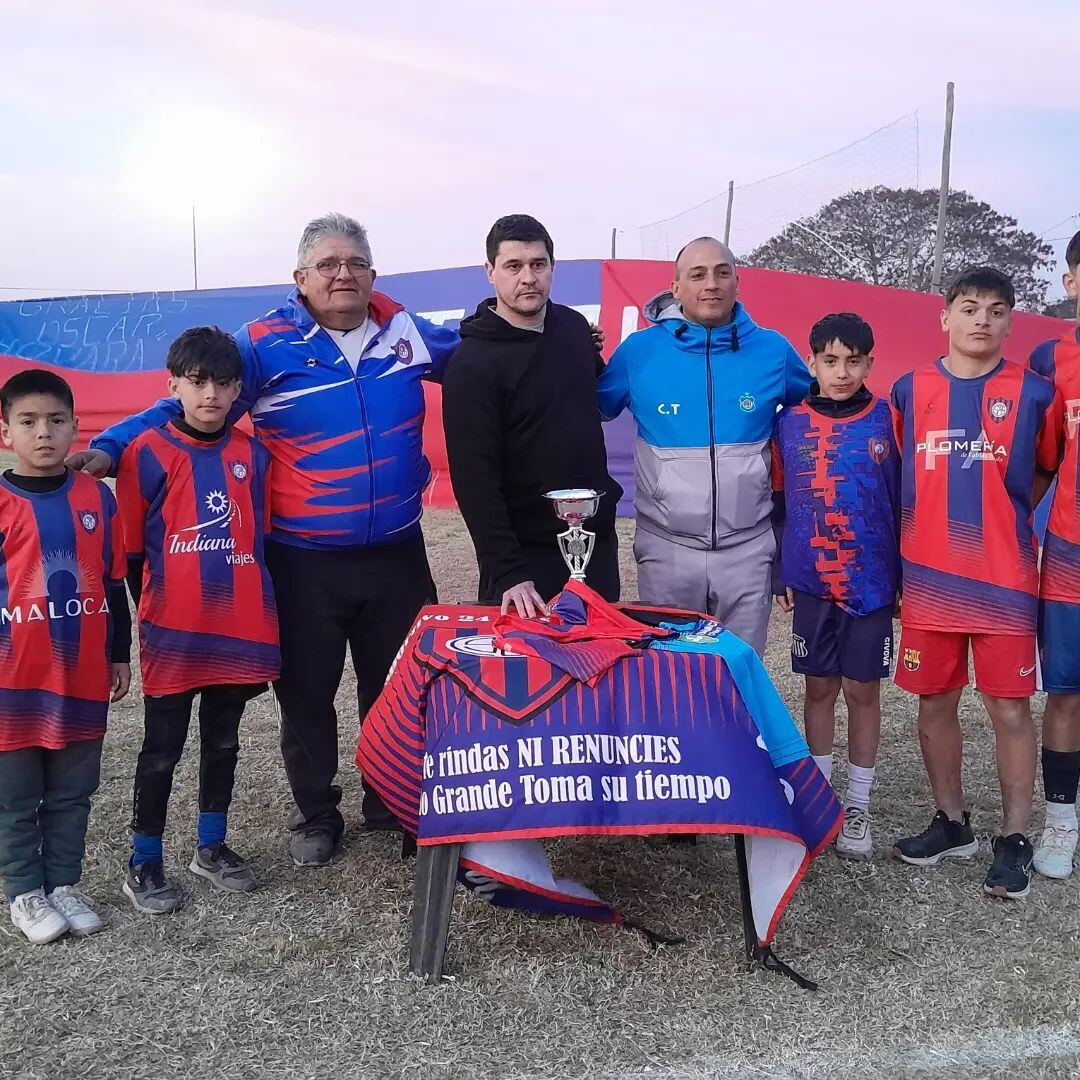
left=890, top=267, right=1062, bottom=900
left=117, top=327, right=279, bottom=914
left=1028, top=229, right=1080, bottom=879
left=0, top=370, right=131, bottom=944
left=772, top=313, right=899, bottom=862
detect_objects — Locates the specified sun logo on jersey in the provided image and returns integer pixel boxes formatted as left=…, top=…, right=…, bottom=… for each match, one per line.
left=987, top=397, right=1012, bottom=423
left=78, top=510, right=98, bottom=533
left=903, top=647, right=921, bottom=671
left=206, top=491, right=228, bottom=515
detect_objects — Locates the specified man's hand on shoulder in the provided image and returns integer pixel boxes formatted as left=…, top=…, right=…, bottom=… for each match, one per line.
left=65, top=449, right=113, bottom=477
left=589, top=323, right=605, bottom=353
left=501, top=581, right=551, bottom=619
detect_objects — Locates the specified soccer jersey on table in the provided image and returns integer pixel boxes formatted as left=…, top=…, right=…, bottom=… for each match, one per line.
left=890, top=358, right=1062, bottom=635
left=117, top=423, right=280, bottom=696
left=772, top=395, right=900, bottom=615
left=1030, top=326, right=1080, bottom=603
left=0, top=471, right=125, bottom=751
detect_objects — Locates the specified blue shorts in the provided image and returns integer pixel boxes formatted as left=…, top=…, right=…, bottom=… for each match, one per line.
left=791, top=592, right=894, bottom=683
left=1038, top=599, right=1080, bottom=694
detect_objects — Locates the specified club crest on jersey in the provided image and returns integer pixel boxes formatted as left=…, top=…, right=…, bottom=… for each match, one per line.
left=903, top=647, right=921, bottom=671
left=987, top=397, right=1013, bottom=423
left=394, top=338, right=414, bottom=364
left=77, top=510, right=98, bottom=533
left=868, top=437, right=890, bottom=462
left=229, top=461, right=248, bottom=482
left=739, top=393, right=756, bottom=412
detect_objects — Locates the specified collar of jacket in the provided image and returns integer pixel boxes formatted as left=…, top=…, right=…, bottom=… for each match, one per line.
left=285, top=287, right=406, bottom=334
left=642, top=293, right=756, bottom=354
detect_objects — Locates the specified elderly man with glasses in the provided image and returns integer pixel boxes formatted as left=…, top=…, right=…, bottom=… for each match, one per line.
left=71, top=212, right=458, bottom=868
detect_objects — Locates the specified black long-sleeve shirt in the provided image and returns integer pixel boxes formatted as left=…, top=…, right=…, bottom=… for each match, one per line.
left=441, top=300, right=622, bottom=596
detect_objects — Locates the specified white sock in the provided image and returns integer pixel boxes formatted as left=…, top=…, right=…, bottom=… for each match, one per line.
left=812, top=753, right=833, bottom=783
left=846, top=763, right=876, bottom=811
left=1046, top=802, right=1079, bottom=830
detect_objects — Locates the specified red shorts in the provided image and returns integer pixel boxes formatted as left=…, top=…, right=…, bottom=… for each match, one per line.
left=893, top=627, right=1036, bottom=698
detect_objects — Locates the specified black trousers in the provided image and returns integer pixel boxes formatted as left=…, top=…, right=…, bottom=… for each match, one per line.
left=266, top=535, right=436, bottom=836
left=478, top=529, right=620, bottom=606
left=132, top=685, right=255, bottom=838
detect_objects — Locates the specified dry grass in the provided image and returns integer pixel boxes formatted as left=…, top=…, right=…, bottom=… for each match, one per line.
left=2, top=510, right=1079, bottom=1080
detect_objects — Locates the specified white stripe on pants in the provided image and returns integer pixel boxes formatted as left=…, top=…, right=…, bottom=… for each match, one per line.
left=633, top=525, right=775, bottom=657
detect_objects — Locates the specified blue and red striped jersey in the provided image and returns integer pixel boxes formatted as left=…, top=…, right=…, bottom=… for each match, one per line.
left=772, top=396, right=900, bottom=614
left=890, top=358, right=1062, bottom=635
left=117, top=423, right=280, bottom=696
left=1030, top=326, right=1080, bottom=603
left=0, top=471, right=125, bottom=751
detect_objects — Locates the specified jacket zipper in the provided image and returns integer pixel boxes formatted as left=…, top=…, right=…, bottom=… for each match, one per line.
left=705, top=328, right=718, bottom=550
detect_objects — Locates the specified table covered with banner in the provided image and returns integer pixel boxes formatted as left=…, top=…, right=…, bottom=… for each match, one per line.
left=356, top=581, right=842, bottom=987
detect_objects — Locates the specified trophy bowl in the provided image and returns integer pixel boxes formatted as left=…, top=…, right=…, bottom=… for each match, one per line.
left=544, top=488, right=603, bottom=525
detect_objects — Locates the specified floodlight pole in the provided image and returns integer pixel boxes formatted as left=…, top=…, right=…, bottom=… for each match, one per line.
left=191, top=203, right=199, bottom=291
left=723, top=180, right=734, bottom=246
left=610, top=227, right=617, bottom=259
left=930, top=82, right=955, bottom=293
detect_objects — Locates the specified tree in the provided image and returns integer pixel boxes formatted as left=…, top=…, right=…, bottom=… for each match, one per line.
left=744, top=187, right=1055, bottom=311
left=1043, top=296, right=1077, bottom=320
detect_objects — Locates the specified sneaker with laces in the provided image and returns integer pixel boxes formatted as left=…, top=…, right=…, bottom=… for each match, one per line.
left=893, top=810, right=979, bottom=866
left=10, top=888, right=69, bottom=944
left=984, top=833, right=1034, bottom=899
left=1033, top=823, right=1078, bottom=879
left=123, top=859, right=182, bottom=914
left=189, top=843, right=257, bottom=893
left=835, top=806, right=873, bottom=861
left=48, top=885, right=103, bottom=936
left=289, top=828, right=339, bottom=868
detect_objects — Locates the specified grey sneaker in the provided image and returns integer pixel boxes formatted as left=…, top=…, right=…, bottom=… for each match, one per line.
left=289, top=828, right=339, bottom=868
left=123, top=859, right=182, bottom=914
left=189, top=843, right=257, bottom=893
left=835, top=806, right=873, bottom=861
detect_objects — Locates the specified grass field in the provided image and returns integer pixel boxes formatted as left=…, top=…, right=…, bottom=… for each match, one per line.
left=2, top=509, right=1079, bottom=1080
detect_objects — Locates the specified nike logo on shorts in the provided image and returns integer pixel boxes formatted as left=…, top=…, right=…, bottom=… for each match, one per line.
left=1019, top=665, right=1036, bottom=677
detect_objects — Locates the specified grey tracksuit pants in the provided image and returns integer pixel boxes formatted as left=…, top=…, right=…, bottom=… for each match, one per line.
left=634, top=524, right=775, bottom=657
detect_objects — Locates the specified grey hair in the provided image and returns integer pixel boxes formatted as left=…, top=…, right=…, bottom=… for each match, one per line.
left=296, top=212, right=373, bottom=269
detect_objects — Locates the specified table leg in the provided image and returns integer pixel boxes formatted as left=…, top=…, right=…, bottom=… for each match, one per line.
left=409, top=842, right=461, bottom=983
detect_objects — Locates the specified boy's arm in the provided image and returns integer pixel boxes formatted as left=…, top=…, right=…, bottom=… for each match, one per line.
left=597, top=342, right=632, bottom=421
left=80, top=325, right=262, bottom=475
left=102, top=486, right=132, bottom=699
left=116, top=441, right=157, bottom=608
left=769, top=432, right=793, bottom=610
left=1034, top=388, right=1065, bottom=507
left=782, top=343, right=812, bottom=406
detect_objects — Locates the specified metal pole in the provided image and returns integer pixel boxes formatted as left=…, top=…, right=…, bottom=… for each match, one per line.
left=191, top=203, right=199, bottom=291
left=610, top=227, right=616, bottom=259
left=930, top=82, right=955, bottom=293
left=723, top=180, right=735, bottom=247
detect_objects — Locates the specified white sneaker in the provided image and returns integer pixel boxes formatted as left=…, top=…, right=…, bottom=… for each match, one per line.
left=1033, top=823, right=1078, bottom=880
left=48, top=885, right=103, bottom=936
left=835, top=806, right=873, bottom=861
left=10, top=888, right=69, bottom=944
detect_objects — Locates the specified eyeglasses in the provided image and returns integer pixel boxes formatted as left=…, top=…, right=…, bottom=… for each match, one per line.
left=302, top=258, right=373, bottom=279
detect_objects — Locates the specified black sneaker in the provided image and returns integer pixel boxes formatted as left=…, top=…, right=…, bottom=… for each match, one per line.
left=123, top=859, right=182, bottom=914
left=984, top=833, right=1033, bottom=899
left=289, top=828, right=339, bottom=868
left=893, top=810, right=979, bottom=866
left=189, top=843, right=258, bottom=893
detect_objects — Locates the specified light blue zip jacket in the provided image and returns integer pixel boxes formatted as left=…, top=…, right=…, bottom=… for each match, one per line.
left=598, top=294, right=810, bottom=549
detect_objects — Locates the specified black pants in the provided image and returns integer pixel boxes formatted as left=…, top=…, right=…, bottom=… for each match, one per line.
left=266, top=535, right=436, bottom=837
left=132, top=685, right=255, bottom=838
left=478, top=529, right=620, bottom=606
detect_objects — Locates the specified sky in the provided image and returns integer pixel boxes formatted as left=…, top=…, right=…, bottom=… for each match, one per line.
left=1, top=0, right=1078, bottom=301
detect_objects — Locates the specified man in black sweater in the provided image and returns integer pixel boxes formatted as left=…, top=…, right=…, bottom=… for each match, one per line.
left=443, top=215, right=622, bottom=616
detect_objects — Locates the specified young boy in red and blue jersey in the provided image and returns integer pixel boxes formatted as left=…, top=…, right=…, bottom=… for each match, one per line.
left=772, top=313, right=899, bottom=861
left=0, top=370, right=131, bottom=944
left=890, top=267, right=1062, bottom=900
left=1028, top=229, right=1080, bottom=879
left=117, top=327, right=279, bottom=914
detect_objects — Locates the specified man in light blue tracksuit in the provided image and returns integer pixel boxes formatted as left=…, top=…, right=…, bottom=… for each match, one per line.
left=598, top=237, right=811, bottom=656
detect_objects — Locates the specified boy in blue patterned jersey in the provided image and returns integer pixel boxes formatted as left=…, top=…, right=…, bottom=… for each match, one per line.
left=772, top=313, right=900, bottom=860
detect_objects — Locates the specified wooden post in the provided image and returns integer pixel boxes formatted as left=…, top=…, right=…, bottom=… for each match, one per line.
left=409, top=842, right=461, bottom=983
left=930, top=82, right=955, bottom=293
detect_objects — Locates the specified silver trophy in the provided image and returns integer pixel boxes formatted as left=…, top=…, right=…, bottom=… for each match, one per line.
left=545, top=488, right=602, bottom=582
